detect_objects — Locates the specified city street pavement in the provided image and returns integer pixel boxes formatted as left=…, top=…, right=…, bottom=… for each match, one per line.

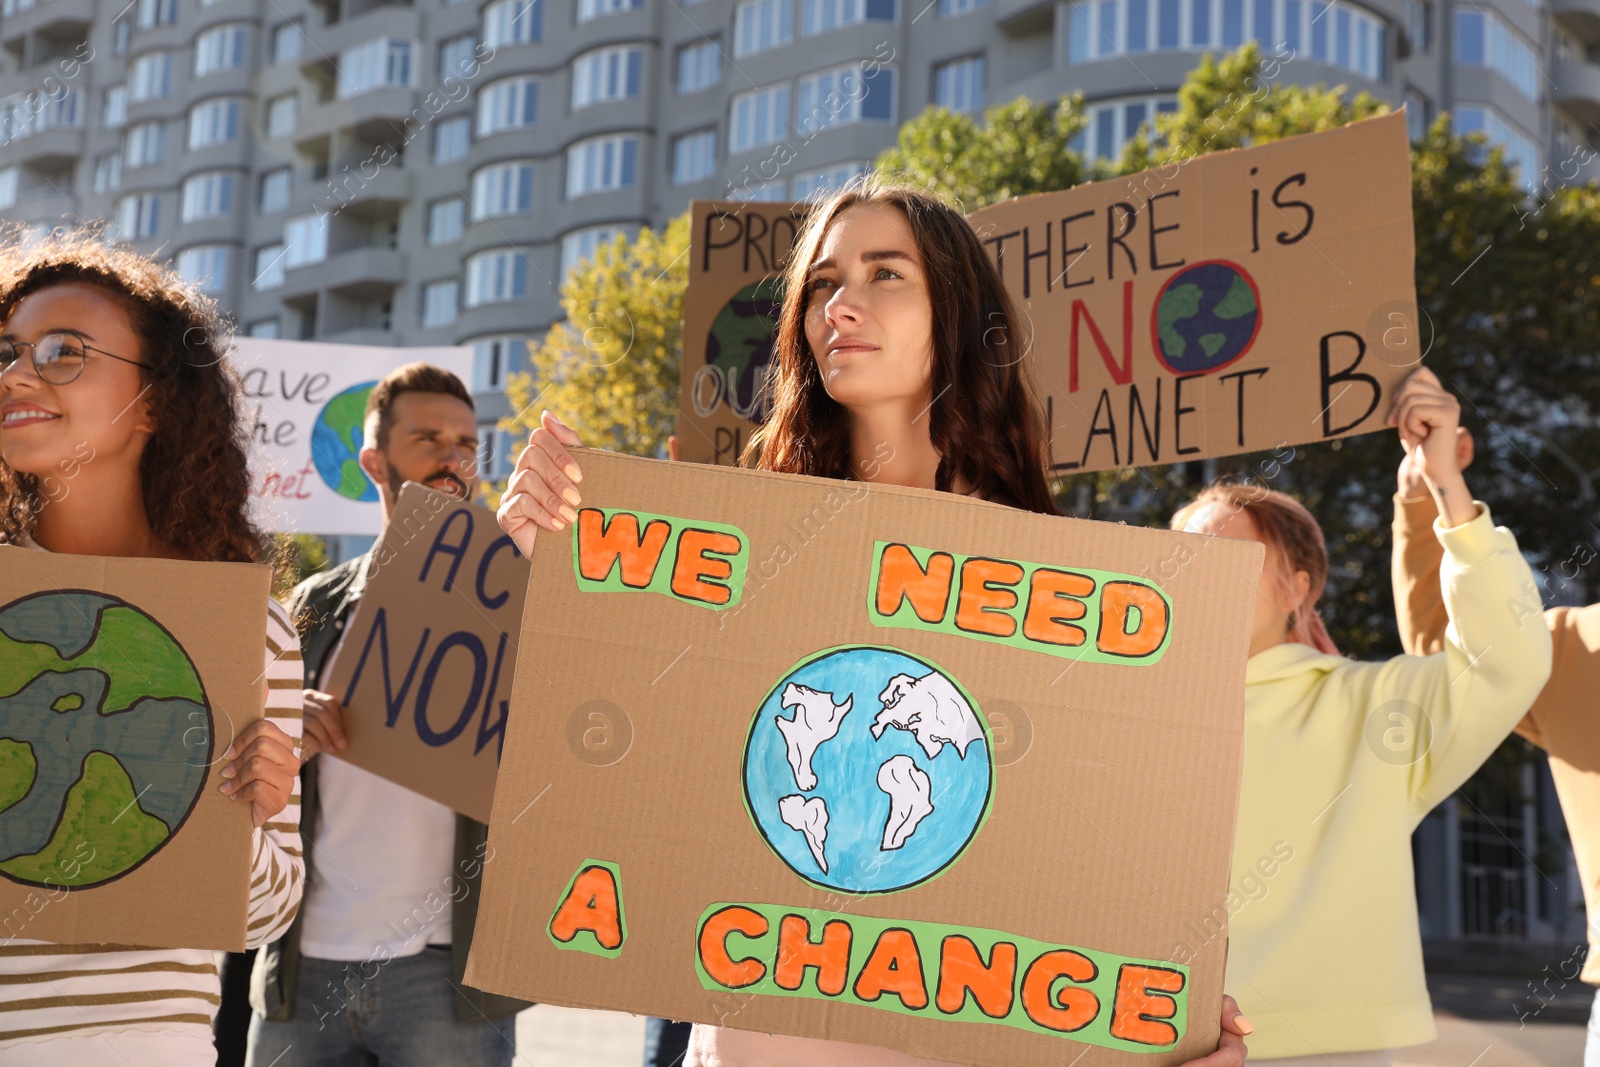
left=514, top=1003, right=1588, bottom=1067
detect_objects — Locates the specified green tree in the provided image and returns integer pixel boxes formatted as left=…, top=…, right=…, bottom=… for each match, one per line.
left=501, top=214, right=691, bottom=466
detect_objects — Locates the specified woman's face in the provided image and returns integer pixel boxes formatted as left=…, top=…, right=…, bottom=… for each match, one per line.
left=1181, top=502, right=1307, bottom=656
left=0, top=283, right=153, bottom=483
left=802, top=203, right=936, bottom=415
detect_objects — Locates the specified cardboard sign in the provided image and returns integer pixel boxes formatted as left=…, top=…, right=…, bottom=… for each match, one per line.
left=466, top=451, right=1264, bottom=1066
left=676, top=113, right=1418, bottom=473
left=320, top=484, right=528, bottom=822
left=0, top=551, right=270, bottom=950
left=228, top=338, right=474, bottom=536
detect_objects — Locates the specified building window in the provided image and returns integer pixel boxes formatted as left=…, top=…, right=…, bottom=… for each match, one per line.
left=561, top=225, right=635, bottom=280
left=1453, top=11, right=1538, bottom=102
left=730, top=84, right=790, bottom=152
left=427, top=198, right=466, bottom=244
left=266, top=94, right=297, bottom=139
left=253, top=244, right=287, bottom=290
left=272, top=21, right=303, bottom=64
left=247, top=318, right=281, bottom=338
left=435, top=116, right=471, bottom=162
left=130, top=52, right=172, bottom=101
left=672, top=129, right=717, bottom=185
left=181, top=171, right=236, bottom=221
left=422, top=280, right=460, bottom=327
left=1068, top=94, right=1177, bottom=160
left=802, top=0, right=894, bottom=36
left=188, top=99, right=243, bottom=149
left=934, top=55, right=984, bottom=113
left=483, top=0, right=543, bottom=48
left=194, top=25, right=248, bottom=76
left=125, top=121, right=168, bottom=168
left=790, top=161, right=866, bottom=200
left=793, top=63, right=895, bottom=136
left=471, top=336, right=524, bottom=391
left=735, top=0, right=794, bottom=57
left=572, top=46, right=643, bottom=109
left=677, top=40, right=722, bottom=94
left=941, top=0, right=984, bottom=13
left=284, top=213, right=329, bottom=268
left=1069, top=0, right=1383, bottom=81
left=478, top=75, right=539, bottom=136
left=471, top=161, right=535, bottom=219
left=339, top=38, right=416, bottom=99
left=578, top=0, right=642, bottom=21
left=440, top=34, right=480, bottom=82
left=465, top=249, right=530, bottom=306
left=101, top=85, right=128, bottom=128
left=566, top=135, right=638, bottom=197
left=1404, top=0, right=1429, bottom=52
left=115, top=194, right=161, bottom=239
left=1404, top=87, right=1431, bottom=141
left=0, top=167, right=15, bottom=211
left=176, top=245, right=230, bottom=294
left=259, top=168, right=291, bottom=213
left=136, top=0, right=177, bottom=30
left=1454, top=105, right=1541, bottom=191
left=93, top=152, right=123, bottom=194
left=733, top=179, right=788, bottom=201
left=114, top=19, right=132, bottom=55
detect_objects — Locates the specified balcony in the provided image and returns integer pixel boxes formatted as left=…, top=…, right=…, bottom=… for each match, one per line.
left=305, top=6, right=421, bottom=70
left=996, top=0, right=1054, bottom=34
left=319, top=162, right=410, bottom=216
left=1553, top=57, right=1600, bottom=125
left=280, top=246, right=405, bottom=301
left=6, top=184, right=79, bottom=224
left=295, top=87, right=421, bottom=148
left=1552, top=0, right=1600, bottom=44
left=0, top=0, right=92, bottom=52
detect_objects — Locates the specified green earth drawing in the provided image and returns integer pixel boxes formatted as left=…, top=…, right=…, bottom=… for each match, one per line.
left=706, top=278, right=781, bottom=421
left=310, top=380, right=379, bottom=502
left=1150, top=260, right=1262, bottom=376
left=0, top=590, right=213, bottom=890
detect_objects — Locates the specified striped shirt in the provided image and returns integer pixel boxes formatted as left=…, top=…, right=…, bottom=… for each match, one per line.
left=0, top=564, right=305, bottom=1062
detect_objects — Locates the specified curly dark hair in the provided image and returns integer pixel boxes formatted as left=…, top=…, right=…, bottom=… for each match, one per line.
left=746, top=177, right=1059, bottom=516
left=0, top=226, right=266, bottom=564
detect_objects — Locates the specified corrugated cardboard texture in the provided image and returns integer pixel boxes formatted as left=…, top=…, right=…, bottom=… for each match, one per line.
left=467, top=451, right=1264, bottom=1066
left=0, top=552, right=269, bottom=951
left=676, top=112, right=1416, bottom=474
left=322, top=483, right=528, bottom=822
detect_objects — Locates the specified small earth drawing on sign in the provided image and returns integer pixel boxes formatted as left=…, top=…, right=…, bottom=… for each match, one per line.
left=311, top=380, right=379, bottom=502
left=742, top=646, right=993, bottom=894
left=0, top=590, right=213, bottom=890
left=1150, top=260, right=1262, bottom=376
left=706, top=278, right=780, bottom=423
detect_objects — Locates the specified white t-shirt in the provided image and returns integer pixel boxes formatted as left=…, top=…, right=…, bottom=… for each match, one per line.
left=296, top=624, right=459, bottom=962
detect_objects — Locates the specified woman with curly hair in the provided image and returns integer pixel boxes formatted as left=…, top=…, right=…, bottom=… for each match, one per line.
left=0, top=228, right=304, bottom=1066
left=496, top=178, right=1251, bottom=1067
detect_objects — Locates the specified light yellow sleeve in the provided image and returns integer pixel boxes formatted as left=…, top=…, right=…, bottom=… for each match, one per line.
left=1370, top=502, right=1551, bottom=815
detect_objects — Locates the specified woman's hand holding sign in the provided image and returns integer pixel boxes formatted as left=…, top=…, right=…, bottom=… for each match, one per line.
left=498, top=411, right=585, bottom=557
left=219, top=718, right=300, bottom=828
left=299, top=689, right=349, bottom=762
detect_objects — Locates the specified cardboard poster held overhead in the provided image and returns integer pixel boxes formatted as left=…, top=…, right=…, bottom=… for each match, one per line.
left=228, top=338, right=474, bottom=535
left=319, top=483, right=529, bottom=823
left=466, top=451, right=1264, bottom=1067
left=676, top=112, right=1419, bottom=472
left=0, top=552, right=271, bottom=951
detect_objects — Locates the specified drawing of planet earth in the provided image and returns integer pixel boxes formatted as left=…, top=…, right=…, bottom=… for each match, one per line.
left=1151, top=260, right=1261, bottom=375
left=310, top=380, right=379, bottom=502
left=742, top=645, right=993, bottom=894
left=705, top=278, right=780, bottom=422
left=0, top=591, right=213, bottom=889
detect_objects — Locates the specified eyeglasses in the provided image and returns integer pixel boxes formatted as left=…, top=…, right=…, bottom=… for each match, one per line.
left=0, top=333, right=145, bottom=385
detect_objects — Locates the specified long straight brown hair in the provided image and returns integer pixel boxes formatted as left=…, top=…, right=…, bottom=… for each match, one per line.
left=745, top=178, right=1058, bottom=516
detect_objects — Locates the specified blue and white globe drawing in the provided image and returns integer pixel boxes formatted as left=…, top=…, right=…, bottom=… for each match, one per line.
left=742, top=646, right=993, bottom=894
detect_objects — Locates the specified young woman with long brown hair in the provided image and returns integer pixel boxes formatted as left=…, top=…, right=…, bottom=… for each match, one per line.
left=498, top=178, right=1250, bottom=1067
left=0, top=230, right=303, bottom=1066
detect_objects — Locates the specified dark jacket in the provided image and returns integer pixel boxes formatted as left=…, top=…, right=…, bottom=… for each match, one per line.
left=249, top=552, right=530, bottom=1023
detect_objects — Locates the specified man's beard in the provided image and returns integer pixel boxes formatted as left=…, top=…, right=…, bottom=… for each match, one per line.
left=385, top=464, right=468, bottom=501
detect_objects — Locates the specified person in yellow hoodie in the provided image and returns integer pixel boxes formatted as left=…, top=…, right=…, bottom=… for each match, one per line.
left=1391, top=424, right=1600, bottom=1059
left=1171, top=366, right=1552, bottom=1064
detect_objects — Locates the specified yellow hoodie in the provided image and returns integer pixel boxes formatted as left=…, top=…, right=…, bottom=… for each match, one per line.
left=1229, top=503, right=1551, bottom=1058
